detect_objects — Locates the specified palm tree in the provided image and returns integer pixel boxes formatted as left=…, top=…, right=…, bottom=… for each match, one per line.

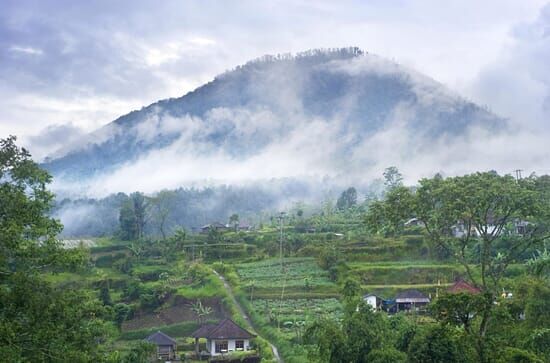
left=191, top=299, right=213, bottom=325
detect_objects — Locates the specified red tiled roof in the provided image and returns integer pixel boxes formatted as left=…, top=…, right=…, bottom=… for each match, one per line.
left=447, top=280, right=481, bottom=294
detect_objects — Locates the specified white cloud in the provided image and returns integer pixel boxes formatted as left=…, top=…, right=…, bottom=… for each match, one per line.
left=9, top=45, right=43, bottom=55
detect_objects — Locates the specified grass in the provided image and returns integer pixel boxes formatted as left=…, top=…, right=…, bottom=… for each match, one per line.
left=118, top=321, right=205, bottom=340
left=250, top=298, right=343, bottom=336
left=236, top=257, right=334, bottom=288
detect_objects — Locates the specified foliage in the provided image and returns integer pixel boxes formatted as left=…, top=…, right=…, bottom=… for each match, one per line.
left=336, top=187, right=358, bottom=210
left=383, top=166, right=403, bottom=190
left=430, top=292, right=487, bottom=332
left=407, top=324, right=469, bottom=363
left=304, top=301, right=395, bottom=363
left=496, top=347, right=544, bottom=363
left=365, top=172, right=550, bottom=363
left=118, top=192, right=149, bottom=240
left=366, top=348, right=407, bottom=363
left=120, top=341, right=155, bottom=363
left=0, top=136, right=111, bottom=361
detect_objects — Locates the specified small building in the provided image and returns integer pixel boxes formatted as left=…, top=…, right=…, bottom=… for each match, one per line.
left=363, top=293, right=383, bottom=310
left=237, top=221, right=252, bottom=231
left=145, top=331, right=177, bottom=361
left=395, top=289, right=430, bottom=312
left=192, top=318, right=255, bottom=357
left=447, top=280, right=481, bottom=294
left=200, top=222, right=229, bottom=234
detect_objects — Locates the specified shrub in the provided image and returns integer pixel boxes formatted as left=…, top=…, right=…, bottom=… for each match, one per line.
left=497, top=348, right=544, bottom=363
left=367, top=348, right=407, bottom=363
left=94, top=252, right=126, bottom=268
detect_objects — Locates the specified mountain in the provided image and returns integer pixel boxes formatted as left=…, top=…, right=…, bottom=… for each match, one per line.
left=42, top=47, right=503, bottom=195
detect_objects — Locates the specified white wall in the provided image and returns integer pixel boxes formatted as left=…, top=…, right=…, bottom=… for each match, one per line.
left=210, top=339, right=250, bottom=356
left=364, top=296, right=377, bottom=309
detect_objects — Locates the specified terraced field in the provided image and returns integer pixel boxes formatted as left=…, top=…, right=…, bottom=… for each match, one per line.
left=237, top=257, right=333, bottom=288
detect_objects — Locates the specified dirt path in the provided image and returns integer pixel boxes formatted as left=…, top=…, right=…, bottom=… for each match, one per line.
left=212, top=270, right=283, bottom=363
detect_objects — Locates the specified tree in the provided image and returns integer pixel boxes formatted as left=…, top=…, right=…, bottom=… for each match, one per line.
left=365, top=186, right=415, bottom=236
left=407, top=325, right=467, bottom=363
left=366, top=172, right=550, bottom=362
left=131, top=192, right=148, bottom=239
left=121, top=341, right=155, bottom=363
left=150, top=190, right=176, bottom=240
left=430, top=292, right=486, bottom=334
left=305, top=301, right=389, bottom=363
left=229, top=213, right=239, bottom=231
left=0, top=136, right=111, bottom=361
left=99, top=284, right=113, bottom=306
left=341, top=278, right=361, bottom=303
left=119, top=198, right=138, bottom=240
left=113, top=303, right=133, bottom=329
left=336, top=187, right=358, bottom=210
left=366, top=348, right=407, bottom=363
left=383, top=166, right=403, bottom=190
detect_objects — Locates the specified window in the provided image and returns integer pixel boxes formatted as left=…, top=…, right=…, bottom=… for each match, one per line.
left=215, top=340, right=228, bottom=353
left=235, top=340, right=244, bottom=350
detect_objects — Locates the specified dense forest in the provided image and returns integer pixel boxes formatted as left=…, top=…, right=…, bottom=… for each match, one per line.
left=1, top=136, right=549, bottom=362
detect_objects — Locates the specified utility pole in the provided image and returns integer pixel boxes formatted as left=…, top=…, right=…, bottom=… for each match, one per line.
left=278, top=212, right=285, bottom=272
left=514, top=169, right=523, bottom=181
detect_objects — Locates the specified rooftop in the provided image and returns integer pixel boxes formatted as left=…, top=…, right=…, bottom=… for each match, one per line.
left=192, top=319, right=255, bottom=340
left=145, top=331, right=177, bottom=346
left=447, top=280, right=481, bottom=294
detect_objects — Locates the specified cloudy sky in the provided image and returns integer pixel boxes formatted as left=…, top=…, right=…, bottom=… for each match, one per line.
left=0, top=0, right=549, bottom=161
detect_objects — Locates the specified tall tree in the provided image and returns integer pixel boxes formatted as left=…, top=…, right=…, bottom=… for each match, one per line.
left=229, top=213, right=239, bottom=231
left=366, top=172, right=550, bottom=362
left=119, top=198, right=138, bottom=240
left=131, top=192, right=148, bottom=239
left=0, top=136, right=111, bottom=361
left=150, top=190, right=176, bottom=240
left=336, top=187, right=358, bottom=210
left=383, top=166, right=403, bottom=190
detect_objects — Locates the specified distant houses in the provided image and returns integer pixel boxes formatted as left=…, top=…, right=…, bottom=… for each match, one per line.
left=199, top=221, right=254, bottom=234
left=192, top=318, right=255, bottom=357
left=363, top=293, right=383, bottom=310
left=447, top=279, right=481, bottom=294
left=200, top=222, right=229, bottom=234
left=144, top=319, right=256, bottom=361
left=395, top=289, right=431, bottom=312
left=363, top=289, right=431, bottom=313
left=145, top=331, right=177, bottom=361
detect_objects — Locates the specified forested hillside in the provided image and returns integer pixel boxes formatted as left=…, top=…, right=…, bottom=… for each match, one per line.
left=2, top=136, right=550, bottom=362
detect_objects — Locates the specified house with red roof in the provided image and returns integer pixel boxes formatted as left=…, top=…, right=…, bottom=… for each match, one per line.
left=447, top=280, right=481, bottom=294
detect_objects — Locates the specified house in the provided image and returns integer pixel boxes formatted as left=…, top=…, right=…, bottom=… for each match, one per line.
left=145, top=331, right=177, bottom=361
left=192, top=318, right=255, bottom=356
left=395, top=289, right=430, bottom=312
left=363, top=293, right=383, bottom=310
left=237, top=221, right=252, bottom=231
left=447, top=280, right=481, bottom=294
left=200, top=222, right=229, bottom=234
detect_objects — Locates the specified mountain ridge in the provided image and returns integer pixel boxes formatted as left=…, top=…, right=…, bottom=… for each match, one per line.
left=42, top=47, right=504, bottom=192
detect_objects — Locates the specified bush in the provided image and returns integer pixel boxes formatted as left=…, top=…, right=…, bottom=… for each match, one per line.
left=405, top=237, right=423, bottom=248
left=94, top=252, right=126, bottom=268
left=497, top=348, right=544, bottom=363
left=408, top=325, right=465, bottom=363
left=367, top=348, right=407, bottom=363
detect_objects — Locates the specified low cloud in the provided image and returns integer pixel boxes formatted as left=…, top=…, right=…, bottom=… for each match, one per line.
left=23, top=123, right=86, bottom=161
